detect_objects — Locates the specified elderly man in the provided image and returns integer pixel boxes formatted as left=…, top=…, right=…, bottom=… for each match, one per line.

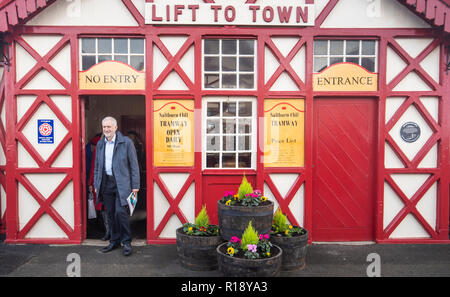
left=94, top=116, right=140, bottom=256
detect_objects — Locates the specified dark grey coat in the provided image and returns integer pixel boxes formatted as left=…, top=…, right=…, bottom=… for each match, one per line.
left=94, top=131, right=140, bottom=206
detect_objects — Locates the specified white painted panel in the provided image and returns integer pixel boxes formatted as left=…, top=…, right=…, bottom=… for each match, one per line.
left=51, top=141, right=73, bottom=168
left=178, top=45, right=195, bottom=84
left=385, top=97, right=406, bottom=124
left=21, top=35, right=62, bottom=57
left=321, top=0, right=430, bottom=28
left=264, top=183, right=279, bottom=213
left=153, top=45, right=168, bottom=81
left=264, top=46, right=280, bottom=84
left=269, top=173, right=298, bottom=198
left=388, top=105, right=433, bottom=161
left=383, top=182, right=405, bottom=229
left=131, top=0, right=145, bottom=18
left=178, top=182, right=195, bottom=224
left=15, top=43, right=37, bottom=82
left=18, top=183, right=40, bottom=231
left=159, top=36, right=188, bottom=57
left=23, top=69, right=65, bottom=90
left=270, top=71, right=300, bottom=91
left=25, top=214, right=68, bottom=238
left=271, top=37, right=299, bottom=58
left=386, top=47, right=407, bottom=85
left=49, top=44, right=71, bottom=83
left=158, top=71, right=188, bottom=90
left=50, top=95, right=72, bottom=123
left=420, top=47, right=440, bottom=84
left=389, top=213, right=429, bottom=238
left=416, top=182, right=437, bottom=231
left=419, top=97, right=439, bottom=123
left=27, top=0, right=138, bottom=26
left=289, top=183, right=305, bottom=227
left=51, top=181, right=74, bottom=229
left=417, top=143, right=437, bottom=168
left=0, top=144, right=5, bottom=166
left=390, top=174, right=430, bottom=199
left=153, top=182, right=170, bottom=229
left=159, top=173, right=189, bottom=198
left=392, top=71, right=432, bottom=92
left=18, top=142, right=39, bottom=168
left=17, top=95, right=37, bottom=122
left=24, top=173, right=67, bottom=199
left=160, top=214, right=182, bottom=238
left=291, top=45, right=306, bottom=82
left=1, top=185, right=6, bottom=218
left=21, top=103, right=69, bottom=161
left=385, top=142, right=405, bottom=169
left=394, top=38, right=433, bottom=59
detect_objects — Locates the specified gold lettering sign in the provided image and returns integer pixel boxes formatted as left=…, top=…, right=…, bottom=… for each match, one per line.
left=264, top=99, right=305, bottom=167
left=313, top=62, right=378, bottom=91
left=153, top=100, right=194, bottom=167
left=79, top=61, right=145, bottom=90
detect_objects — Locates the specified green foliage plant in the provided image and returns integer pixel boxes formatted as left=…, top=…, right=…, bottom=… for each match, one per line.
left=182, top=205, right=219, bottom=236
left=240, top=221, right=259, bottom=251
left=238, top=175, right=253, bottom=201
left=195, top=205, right=209, bottom=228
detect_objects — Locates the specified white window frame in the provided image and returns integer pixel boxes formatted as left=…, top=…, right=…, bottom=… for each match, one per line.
left=79, top=37, right=145, bottom=71
left=202, top=39, right=257, bottom=90
left=313, top=39, right=378, bottom=73
left=202, top=96, right=257, bottom=170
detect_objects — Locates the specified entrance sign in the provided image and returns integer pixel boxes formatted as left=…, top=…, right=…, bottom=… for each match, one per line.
left=79, top=61, right=145, bottom=90
left=37, top=119, right=54, bottom=144
left=263, top=99, right=305, bottom=167
left=145, top=0, right=314, bottom=26
left=313, top=62, right=378, bottom=91
left=154, top=100, right=195, bottom=167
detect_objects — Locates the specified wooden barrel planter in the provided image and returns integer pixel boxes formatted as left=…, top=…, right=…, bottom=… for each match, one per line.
left=216, top=242, right=282, bottom=277
left=217, top=200, right=274, bottom=241
left=176, top=227, right=224, bottom=271
left=270, top=229, right=309, bottom=271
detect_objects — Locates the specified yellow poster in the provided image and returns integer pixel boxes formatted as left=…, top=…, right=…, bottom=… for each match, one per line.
left=264, top=99, right=305, bottom=167
left=153, top=100, right=194, bottom=167
left=313, top=62, right=378, bottom=91
left=79, top=60, right=145, bottom=90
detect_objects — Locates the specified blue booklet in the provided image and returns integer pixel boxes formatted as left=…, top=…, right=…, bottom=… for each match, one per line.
left=126, top=192, right=138, bottom=216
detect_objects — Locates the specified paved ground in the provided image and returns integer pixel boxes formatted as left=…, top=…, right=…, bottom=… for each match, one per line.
left=0, top=240, right=449, bottom=277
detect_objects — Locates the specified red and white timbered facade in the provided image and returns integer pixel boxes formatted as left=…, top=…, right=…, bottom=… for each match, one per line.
left=0, top=0, right=449, bottom=244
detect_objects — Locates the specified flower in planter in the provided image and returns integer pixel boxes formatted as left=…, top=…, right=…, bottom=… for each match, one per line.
left=220, top=176, right=270, bottom=207
left=225, top=221, right=273, bottom=259
left=271, top=209, right=306, bottom=237
left=182, top=205, right=219, bottom=236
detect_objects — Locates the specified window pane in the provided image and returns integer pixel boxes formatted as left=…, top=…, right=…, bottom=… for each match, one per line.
left=314, top=57, right=328, bottom=72
left=330, top=56, right=343, bottom=66
left=239, top=40, right=254, bottom=55
left=314, top=40, right=327, bottom=55
left=204, top=74, right=219, bottom=88
left=222, top=57, right=236, bottom=71
left=82, top=55, right=96, bottom=70
left=330, top=40, right=343, bottom=55
left=130, top=39, right=144, bottom=54
left=206, top=119, right=219, bottom=133
left=346, top=57, right=359, bottom=64
left=114, top=39, right=128, bottom=54
left=239, top=57, right=254, bottom=71
left=98, top=55, right=112, bottom=63
left=222, top=40, right=236, bottom=54
left=114, top=55, right=128, bottom=64
left=222, top=102, right=236, bottom=116
left=238, top=153, right=251, bottom=168
left=205, top=57, right=219, bottom=71
left=82, top=38, right=96, bottom=54
left=238, top=118, right=252, bottom=133
left=239, top=74, right=254, bottom=89
left=238, top=102, right=252, bottom=116
left=361, top=57, right=375, bottom=72
left=222, top=74, right=236, bottom=88
left=98, top=38, right=112, bottom=53
left=223, top=119, right=236, bottom=134
left=346, top=40, right=360, bottom=55
left=206, top=153, right=220, bottom=168
left=130, top=56, right=144, bottom=70
left=222, top=153, right=236, bottom=168
left=362, top=40, right=376, bottom=55
left=238, top=136, right=251, bottom=150
left=207, top=102, right=220, bottom=116
left=207, top=136, right=219, bottom=151
left=205, top=40, right=219, bottom=54
left=223, top=136, right=236, bottom=151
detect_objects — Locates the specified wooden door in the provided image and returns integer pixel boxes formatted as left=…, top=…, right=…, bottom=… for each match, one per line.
left=312, top=98, right=377, bottom=241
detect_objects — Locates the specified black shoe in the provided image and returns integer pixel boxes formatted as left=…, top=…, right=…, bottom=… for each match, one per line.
left=101, top=233, right=110, bottom=241
left=122, top=243, right=132, bottom=256
left=101, top=243, right=119, bottom=253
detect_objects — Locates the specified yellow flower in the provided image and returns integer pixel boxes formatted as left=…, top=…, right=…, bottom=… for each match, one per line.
left=188, top=227, right=193, bottom=232
left=285, top=229, right=289, bottom=235
left=261, top=196, right=267, bottom=202
left=266, top=252, right=271, bottom=257
left=227, top=247, right=235, bottom=255
left=288, top=225, right=293, bottom=229
left=225, top=199, right=231, bottom=206
left=233, top=194, right=238, bottom=200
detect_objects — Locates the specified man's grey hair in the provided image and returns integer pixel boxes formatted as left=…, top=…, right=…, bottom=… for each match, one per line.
left=101, top=116, right=118, bottom=127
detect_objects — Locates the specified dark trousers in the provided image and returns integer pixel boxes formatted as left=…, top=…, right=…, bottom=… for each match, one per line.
left=101, top=174, right=131, bottom=245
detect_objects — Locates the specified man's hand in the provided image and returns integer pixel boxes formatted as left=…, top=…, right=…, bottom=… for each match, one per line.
left=132, top=189, right=139, bottom=195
